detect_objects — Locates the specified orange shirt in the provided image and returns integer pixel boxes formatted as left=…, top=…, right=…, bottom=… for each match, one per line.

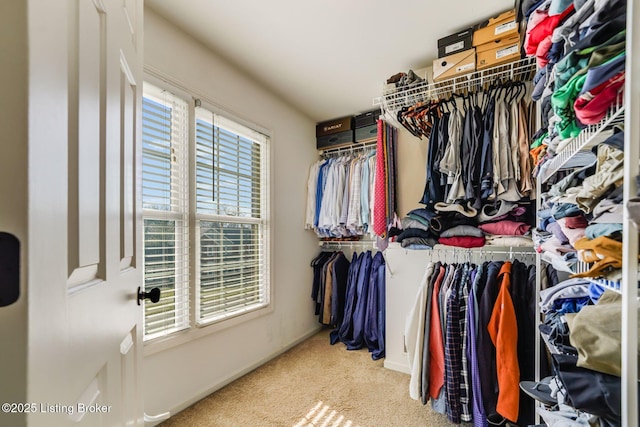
left=487, top=261, right=520, bottom=423
left=428, top=265, right=447, bottom=399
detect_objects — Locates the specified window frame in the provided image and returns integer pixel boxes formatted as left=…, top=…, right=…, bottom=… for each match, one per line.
left=142, top=72, right=273, bottom=355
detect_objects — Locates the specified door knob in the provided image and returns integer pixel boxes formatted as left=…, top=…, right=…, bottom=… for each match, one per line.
left=137, top=286, right=161, bottom=305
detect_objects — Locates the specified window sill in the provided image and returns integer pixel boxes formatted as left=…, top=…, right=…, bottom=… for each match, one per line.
left=143, top=303, right=274, bottom=357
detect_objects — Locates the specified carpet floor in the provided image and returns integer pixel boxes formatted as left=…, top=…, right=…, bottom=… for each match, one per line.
left=160, top=328, right=453, bottom=427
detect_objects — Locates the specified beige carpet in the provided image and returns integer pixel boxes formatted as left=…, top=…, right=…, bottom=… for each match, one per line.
left=160, top=328, right=453, bottom=427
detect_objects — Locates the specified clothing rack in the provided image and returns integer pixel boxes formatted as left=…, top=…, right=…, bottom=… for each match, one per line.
left=318, top=139, right=377, bottom=158
left=373, top=56, right=537, bottom=118
left=318, top=240, right=377, bottom=251
left=385, top=245, right=536, bottom=276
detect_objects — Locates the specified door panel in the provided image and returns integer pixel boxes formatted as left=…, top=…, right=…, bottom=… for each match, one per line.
left=120, top=328, right=139, bottom=426
left=26, top=0, right=144, bottom=425
left=68, top=0, right=106, bottom=288
left=120, top=56, right=137, bottom=271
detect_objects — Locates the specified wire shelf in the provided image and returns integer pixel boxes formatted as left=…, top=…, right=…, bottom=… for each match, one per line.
left=373, top=56, right=537, bottom=114
left=538, top=91, right=625, bottom=184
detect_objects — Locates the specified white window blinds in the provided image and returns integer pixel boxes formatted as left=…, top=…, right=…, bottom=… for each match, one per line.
left=195, top=107, right=269, bottom=324
left=142, top=82, right=190, bottom=340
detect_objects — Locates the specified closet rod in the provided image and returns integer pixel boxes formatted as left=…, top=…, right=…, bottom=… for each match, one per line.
left=319, top=140, right=377, bottom=157
left=319, top=240, right=376, bottom=250
left=427, top=247, right=535, bottom=256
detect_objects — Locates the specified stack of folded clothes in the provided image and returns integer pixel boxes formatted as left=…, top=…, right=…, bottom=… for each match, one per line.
left=526, top=0, right=627, bottom=174
left=476, top=200, right=534, bottom=247
left=525, top=269, right=638, bottom=427
left=390, top=199, right=535, bottom=249
left=534, top=130, right=628, bottom=278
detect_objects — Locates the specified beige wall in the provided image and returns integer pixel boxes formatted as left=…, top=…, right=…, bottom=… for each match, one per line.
left=395, top=126, right=429, bottom=217
left=0, top=1, right=28, bottom=426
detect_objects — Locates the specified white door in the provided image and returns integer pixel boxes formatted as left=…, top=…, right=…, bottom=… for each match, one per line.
left=25, top=0, right=144, bottom=425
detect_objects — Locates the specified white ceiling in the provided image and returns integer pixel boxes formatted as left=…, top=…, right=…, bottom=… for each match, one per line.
left=145, top=0, right=516, bottom=122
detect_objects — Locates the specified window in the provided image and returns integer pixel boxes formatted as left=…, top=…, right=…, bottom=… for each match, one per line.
left=194, top=108, right=268, bottom=324
left=141, top=82, right=270, bottom=341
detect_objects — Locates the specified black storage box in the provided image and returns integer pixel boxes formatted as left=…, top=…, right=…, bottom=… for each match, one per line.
left=316, top=130, right=355, bottom=150
left=355, top=110, right=379, bottom=129
left=437, top=27, right=474, bottom=58
left=316, top=116, right=354, bottom=137
left=355, top=124, right=377, bottom=143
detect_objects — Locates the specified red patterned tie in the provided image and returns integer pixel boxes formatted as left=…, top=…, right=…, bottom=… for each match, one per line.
left=373, top=119, right=387, bottom=237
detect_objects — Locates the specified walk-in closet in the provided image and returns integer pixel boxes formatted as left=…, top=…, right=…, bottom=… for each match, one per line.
left=306, top=1, right=638, bottom=426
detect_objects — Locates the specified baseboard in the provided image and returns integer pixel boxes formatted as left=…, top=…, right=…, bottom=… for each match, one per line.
left=383, top=359, right=410, bottom=375
left=149, top=326, right=323, bottom=426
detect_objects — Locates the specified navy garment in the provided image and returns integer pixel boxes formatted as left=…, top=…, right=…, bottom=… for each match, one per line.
left=420, top=113, right=444, bottom=207
left=477, top=261, right=503, bottom=418
left=330, top=252, right=362, bottom=345
left=553, top=353, right=623, bottom=425
left=330, top=252, right=351, bottom=327
left=373, top=254, right=386, bottom=360
left=547, top=40, right=565, bottom=66
left=460, top=108, right=473, bottom=203
left=347, top=251, right=373, bottom=350
left=524, top=0, right=546, bottom=21
left=469, top=106, right=484, bottom=208
left=364, top=251, right=386, bottom=360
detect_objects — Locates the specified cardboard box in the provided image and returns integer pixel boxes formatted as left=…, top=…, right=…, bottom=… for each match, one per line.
left=316, top=116, right=354, bottom=138
left=316, top=130, right=354, bottom=150
left=472, top=9, right=518, bottom=47
left=432, top=49, right=476, bottom=82
left=476, top=34, right=521, bottom=69
left=437, top=28, right=474, bottom=58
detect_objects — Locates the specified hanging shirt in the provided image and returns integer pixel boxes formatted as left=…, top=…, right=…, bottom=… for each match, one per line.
left=305, top=160, right=322, bottom=230
left=405, top=262, right=435, bottom=400
left=440, top=109, right=465, bottom=203
left=314, top=159, right=330, bottom=232
left=346, top=157, right=362, bottom=234
left=346, top=250, right=373, bottom=350
left=487, top=261, right=520, bottom=423
left=468, top=264, right=489, bottom=427
left=444, top=267, right=463, bottom=423
left=429, top=264, right=447, bottom=399
left=459, top=264, right=473, bottom=422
